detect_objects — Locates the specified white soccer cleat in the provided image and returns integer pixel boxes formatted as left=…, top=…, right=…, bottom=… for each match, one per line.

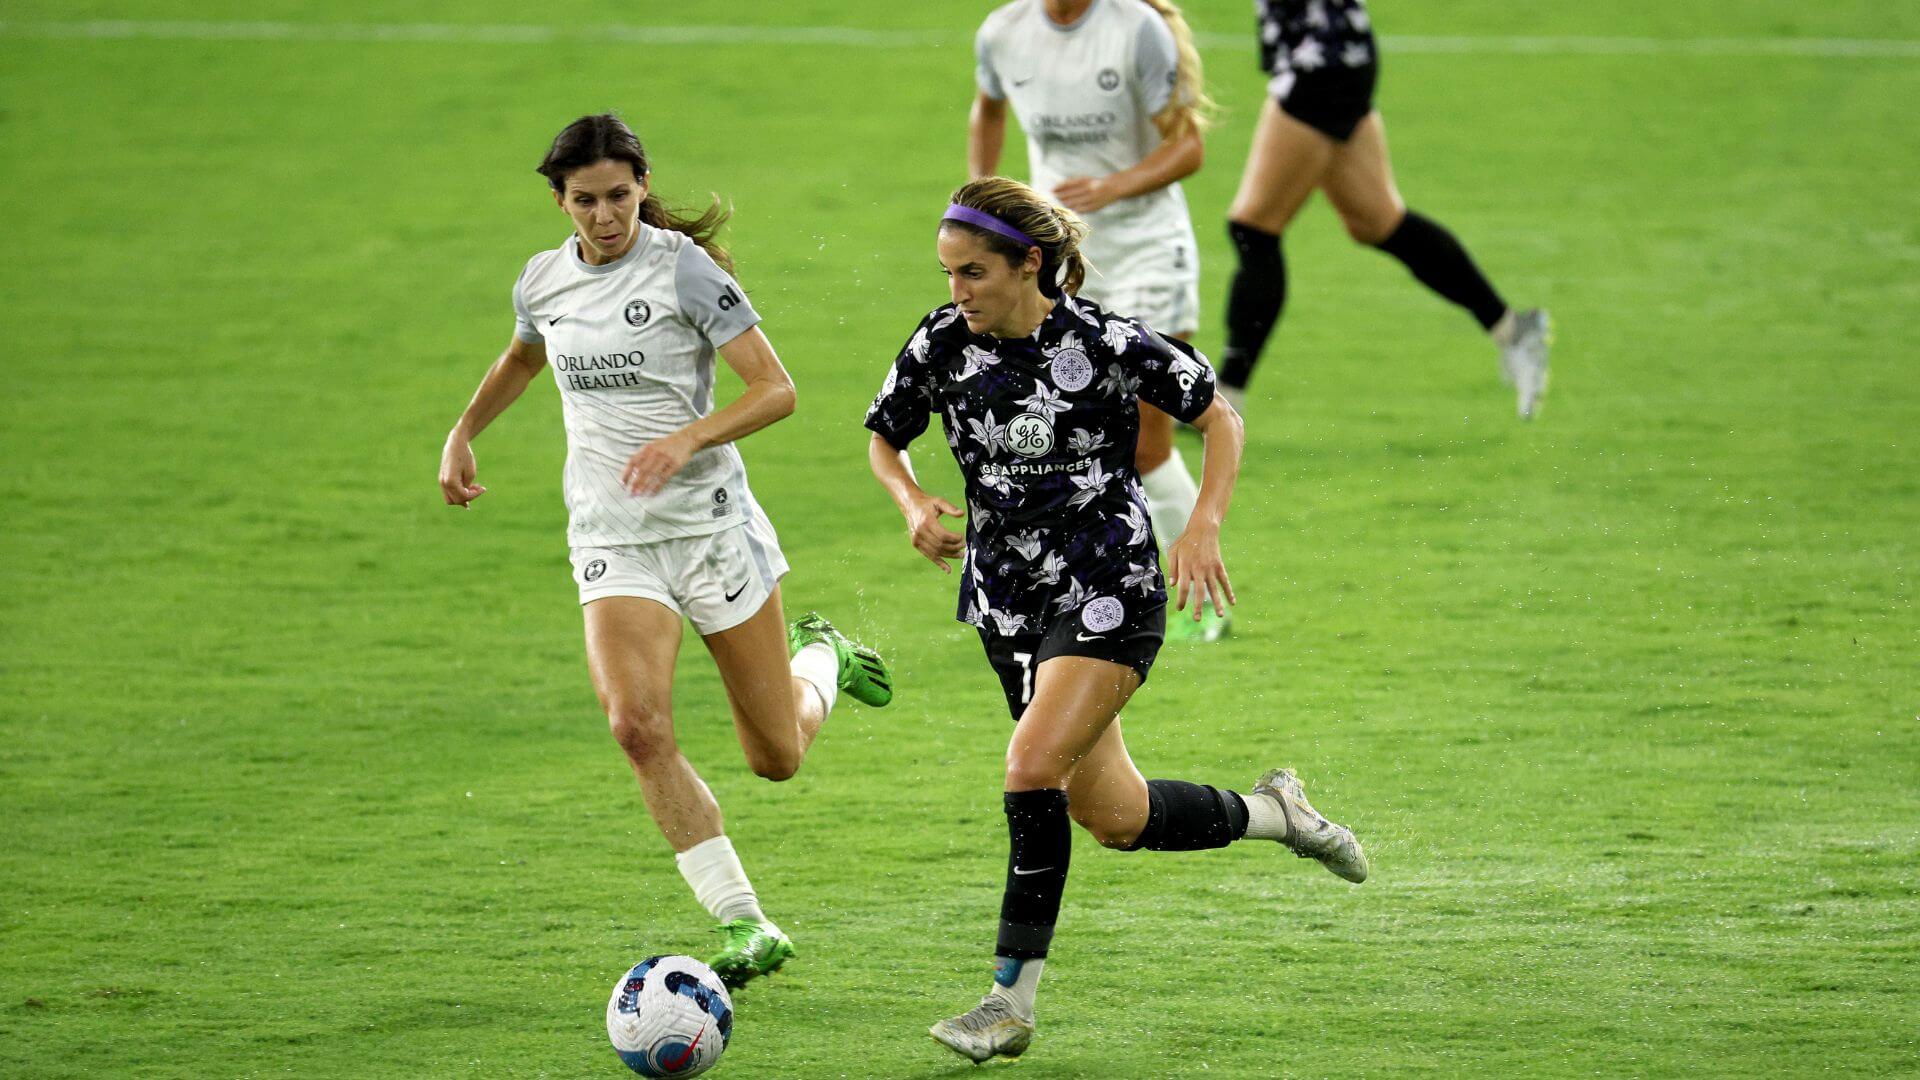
left=929, top=996, right=1035, bottom=1063
left=1498, top=308, right=1552, bottom=420
left=1251, top=768, right=1369, bottom=883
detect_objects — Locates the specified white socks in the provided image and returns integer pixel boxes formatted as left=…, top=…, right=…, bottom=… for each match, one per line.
left=1491, top=308, right=1520, bottom=346
left=1141, top=450, right=1199, bottom=548
left=790, top=641, right=838, bottom=715
left=1242, top=789, right=1290, bottom=841
left=988, top=956, right=1044, bottom=1020
left=675, top=835, right=767, bottom=924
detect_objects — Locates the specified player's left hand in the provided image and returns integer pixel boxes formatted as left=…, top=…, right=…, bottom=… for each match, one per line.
left=1167, top=523, right=1235, bottom=621
left=622, top=432, right=697, bottom=496
left=1053, top=175, right=1118, bottom=214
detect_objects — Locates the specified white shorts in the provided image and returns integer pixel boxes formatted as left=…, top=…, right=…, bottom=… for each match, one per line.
left=1077, top=234, right=1201, bottom=338
left=570, top=511, right=789, bottom=635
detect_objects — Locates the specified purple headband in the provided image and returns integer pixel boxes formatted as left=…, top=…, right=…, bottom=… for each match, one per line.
left=941, top=204, right=1038, bottom=249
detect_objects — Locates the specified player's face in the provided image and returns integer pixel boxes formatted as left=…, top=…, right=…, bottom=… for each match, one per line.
left=555, top=159, right=646, bottom=264
left=938, top=227, right=1043, bottom=336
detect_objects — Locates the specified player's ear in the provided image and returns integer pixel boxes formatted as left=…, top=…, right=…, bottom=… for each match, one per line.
left=1025, top=246, right=1043, bottom=276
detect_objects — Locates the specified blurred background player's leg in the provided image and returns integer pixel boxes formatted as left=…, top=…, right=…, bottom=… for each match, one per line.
left=1323, top=113, right=1551, bottom=418
left=1221, top=99, right=1336, bottom=408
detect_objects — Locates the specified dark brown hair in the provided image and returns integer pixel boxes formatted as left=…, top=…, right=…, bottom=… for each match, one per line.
left=536, top=113, right=734, bottom=270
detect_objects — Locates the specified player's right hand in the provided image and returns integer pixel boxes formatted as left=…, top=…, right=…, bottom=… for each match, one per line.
left=439, top=435, right=488, bottom=508
left=905, top=494, right=966, bottom=573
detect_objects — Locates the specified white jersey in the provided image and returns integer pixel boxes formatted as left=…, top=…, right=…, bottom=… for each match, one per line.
left=512, top=225, right=762, bottom=547
left=975, top=0, right=1198, bottom=282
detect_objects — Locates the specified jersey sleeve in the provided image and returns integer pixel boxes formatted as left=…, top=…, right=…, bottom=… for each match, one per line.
left=674, top=243, right=761, bottom=349
left=1132, top=11, right=1181, bottom=116
left=1126, top=317, right=1216, bottom=424
left=865, top=311, right=943, bottom=450
left=975, top=23, right=1006, bottom=100
left=511, top=263, right=543, bottom=344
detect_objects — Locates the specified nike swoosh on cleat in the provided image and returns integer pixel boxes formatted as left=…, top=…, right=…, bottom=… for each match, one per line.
left=724, top=580, right=749, bottom=602
left=1012, top=866, right=1055, bottom=876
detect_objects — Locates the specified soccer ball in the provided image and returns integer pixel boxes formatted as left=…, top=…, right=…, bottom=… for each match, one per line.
left=606, top=955, right=734, bottom=1077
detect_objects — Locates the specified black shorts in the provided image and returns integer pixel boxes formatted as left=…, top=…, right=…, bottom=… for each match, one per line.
left=1275, top=61, right=1377, bottom=142
left=978, top=599, right=1166, bottom=721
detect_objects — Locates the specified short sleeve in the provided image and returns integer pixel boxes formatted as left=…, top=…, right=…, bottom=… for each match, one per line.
left=865, top=311, right=943, bottom=450
left=511, top=264, right=543, bottom=344
left=975, top=23, right=1006, bottom=100
left=674, top=243, right=760, bottom=348
left=1133, top=12, right=1181, bottom=116
left=1127, top=319, right=1216, bottom=424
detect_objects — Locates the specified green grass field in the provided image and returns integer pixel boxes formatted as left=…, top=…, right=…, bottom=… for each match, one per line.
left=4, top=2, right=1918, bottom=1076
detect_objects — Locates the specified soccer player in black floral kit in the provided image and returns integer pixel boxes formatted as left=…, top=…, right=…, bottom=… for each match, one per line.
left=1222, top=0, right=1553, bottom=418
left=865, top=177, right=1370, bottom=1064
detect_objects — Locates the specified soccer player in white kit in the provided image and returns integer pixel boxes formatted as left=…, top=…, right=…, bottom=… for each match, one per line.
left=436, top=114, right=892, bottom=990
left=969, top=0, right=1231, bottom=642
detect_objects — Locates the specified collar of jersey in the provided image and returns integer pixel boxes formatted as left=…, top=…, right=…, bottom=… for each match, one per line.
left=567, top=223, right=653, bottom=276
left=1041, top=0, right=1101, bottom=34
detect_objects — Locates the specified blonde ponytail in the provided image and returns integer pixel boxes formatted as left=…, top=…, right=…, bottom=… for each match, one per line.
left=1139, top=0, right=1217, bottom=141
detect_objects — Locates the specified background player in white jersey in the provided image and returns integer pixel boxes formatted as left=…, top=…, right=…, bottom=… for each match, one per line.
left=1221, top=0, right=1552, bottom=418
left=970, top=0, right=1229, bottom=642
left=436, top=114, right=891, bottom=989
left=866, top=178, right=1368, bottom=1064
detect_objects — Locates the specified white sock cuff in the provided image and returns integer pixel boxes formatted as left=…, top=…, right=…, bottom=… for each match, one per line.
left=790, top=641, right=838, bottom=715
left=1242, top=790, right=1290, bottom=841
left=1142, top=449, right=1193, bottom=493
left=676, top=835, right=766, bottom=924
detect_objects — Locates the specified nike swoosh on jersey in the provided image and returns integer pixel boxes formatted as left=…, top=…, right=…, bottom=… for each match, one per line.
left=1075, top=633, right=1106, bottom=642
left=724, top=580, right=749, bottom=602
left=547, top=314, right=567, bottom=325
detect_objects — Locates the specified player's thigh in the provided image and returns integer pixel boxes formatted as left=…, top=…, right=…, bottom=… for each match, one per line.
left=1064, top=719, right=1150, bottom=846
left=583, top=595, right=685, bottom=743
left=1320, top=112, right=1406, bottom=245
left=1228, top=97, right=1337, bottom=233
left=699, top=583, right=801, bottom=746
left=1005, top=655, right=1142, bottom=790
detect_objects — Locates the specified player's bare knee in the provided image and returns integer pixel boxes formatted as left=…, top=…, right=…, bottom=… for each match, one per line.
left=745, top=744, right=802, bottom=782
left=1345, top=211, right=1400, bottom=247
left=606, top=704, right=673, bottom=765
left=1005, top=754, right=1069, bottom=792
left=1068, top=800, right=1136, bottom=849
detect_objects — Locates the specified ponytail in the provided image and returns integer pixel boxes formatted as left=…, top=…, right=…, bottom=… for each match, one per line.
left=1138, top=0, right=1217, bottom=140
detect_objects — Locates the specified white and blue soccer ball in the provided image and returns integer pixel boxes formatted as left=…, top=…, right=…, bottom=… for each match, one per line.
left=606, top=955, right=733, bottom=1077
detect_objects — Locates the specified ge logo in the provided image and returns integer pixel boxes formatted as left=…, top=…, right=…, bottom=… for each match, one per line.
left=583, top=559, right=607, bottom=582
left=1007, top=412, right=1054, bottom=458
left=1097, top=68, right=1121, bottom=92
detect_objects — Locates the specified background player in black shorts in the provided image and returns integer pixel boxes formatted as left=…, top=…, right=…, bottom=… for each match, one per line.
left=865, top=176, right=1369, bottom=1064
left=1221, top=0, right=1554, bottom=418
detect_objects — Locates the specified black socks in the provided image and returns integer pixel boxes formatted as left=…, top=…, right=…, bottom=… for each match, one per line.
left=1221, top=221, right=1286, bottom=390
left=1126, top=779, right=1249, bottom=851
left=997, top=789, right=1071, bottom=960
left=1373, top=210, right=1508, bottom=331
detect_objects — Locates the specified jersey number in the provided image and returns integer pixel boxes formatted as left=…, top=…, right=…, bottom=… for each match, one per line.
left=1011, top=651, right=1035, bottom=707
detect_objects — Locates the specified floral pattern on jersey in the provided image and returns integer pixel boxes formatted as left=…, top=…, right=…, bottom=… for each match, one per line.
left=1257, top=0, right=1375, bottom=77
left=866, top=295, right=1216, bottom=634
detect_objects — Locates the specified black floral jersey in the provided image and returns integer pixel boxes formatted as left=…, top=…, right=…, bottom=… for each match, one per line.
left=1257, top=0, right=1376, bottom=76
left=866, top=294, right=1216, bottom=635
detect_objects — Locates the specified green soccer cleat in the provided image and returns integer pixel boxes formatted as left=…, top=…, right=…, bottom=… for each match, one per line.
left=1166, top=606, right=1232, bottom=644
left=706, top=918, right=795, bottom=990
left=788, top=612, right=893, bottom=708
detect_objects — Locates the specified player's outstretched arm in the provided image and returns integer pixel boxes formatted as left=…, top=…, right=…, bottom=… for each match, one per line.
left=868, top=433, right=965, bottom=574
left=440, top=335, right=548, bottom=507
left=1166, top=394, right=1244, bottom=619
left=622, top=327, right=795, bottom=496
